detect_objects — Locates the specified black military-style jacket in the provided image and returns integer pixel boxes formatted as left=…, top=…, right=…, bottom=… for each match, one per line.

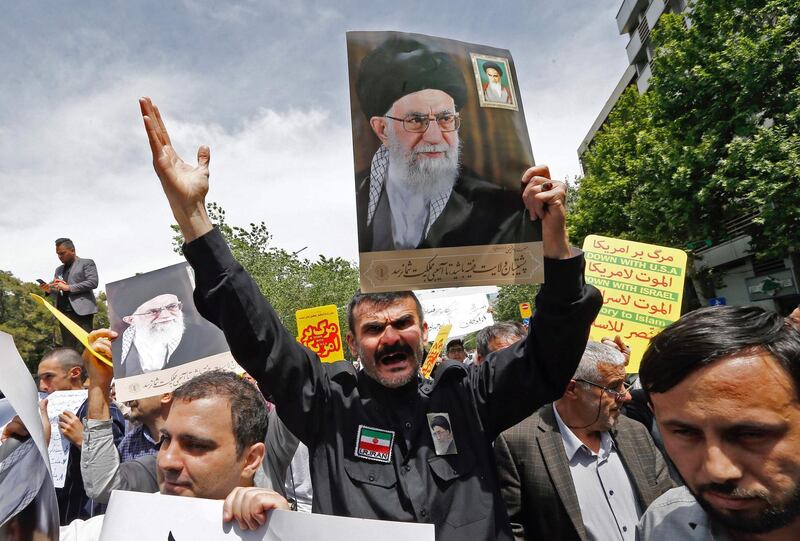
left=184, top=227, right=601, bottom=541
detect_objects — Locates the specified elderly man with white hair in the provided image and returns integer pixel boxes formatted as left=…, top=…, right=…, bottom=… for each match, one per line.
left=494, top=341, right=674, bottom=541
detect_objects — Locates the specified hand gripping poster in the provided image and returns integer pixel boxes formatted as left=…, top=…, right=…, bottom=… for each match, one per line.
left=347, top=31, right=542, bottom=292
left=106, top=263, right=240, bottom=402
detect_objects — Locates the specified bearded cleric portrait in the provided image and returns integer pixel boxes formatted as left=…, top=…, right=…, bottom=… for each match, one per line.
left=106, top=263, right=234, bottom=401
left=347, top=31, right=542, bottom=292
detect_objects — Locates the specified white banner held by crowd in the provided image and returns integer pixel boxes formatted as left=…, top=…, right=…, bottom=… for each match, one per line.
left=417, top=292, right=494, bottom=338
left=101, top=491, right=435, bottom=540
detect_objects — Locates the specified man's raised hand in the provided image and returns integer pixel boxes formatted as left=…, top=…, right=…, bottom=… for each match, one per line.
left=521, top=165, right=570, bottom=260
left=139, top=97, right=213, bottom=242
left=82, top=328, right=118, bottom=421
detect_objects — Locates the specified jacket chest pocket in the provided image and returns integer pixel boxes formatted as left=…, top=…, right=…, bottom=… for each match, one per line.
left=427, top=453, right=488, bottom=528
left=344, top=460, right=398, bottom=489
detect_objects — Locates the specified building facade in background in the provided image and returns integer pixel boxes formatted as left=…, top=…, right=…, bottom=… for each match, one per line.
left=578, top=0, right=800, bottom=315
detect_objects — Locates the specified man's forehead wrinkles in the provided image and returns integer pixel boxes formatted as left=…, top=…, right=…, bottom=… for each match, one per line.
left=360, top=311, right=415, bottom=324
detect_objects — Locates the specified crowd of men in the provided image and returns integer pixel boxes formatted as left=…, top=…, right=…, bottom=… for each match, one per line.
left=2, top=41, right=800, bottom=538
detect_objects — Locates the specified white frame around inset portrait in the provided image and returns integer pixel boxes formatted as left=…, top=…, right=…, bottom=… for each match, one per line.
left=470, top=52, right=519, bottom=111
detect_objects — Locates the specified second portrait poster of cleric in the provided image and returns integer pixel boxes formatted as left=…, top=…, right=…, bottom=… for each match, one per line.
left=106, top=263, right=237, bottom=401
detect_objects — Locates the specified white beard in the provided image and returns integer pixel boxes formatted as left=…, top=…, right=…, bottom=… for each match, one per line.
left=384, top=125, right=460, bottom=248
left=131, top=315, right=186, bottom=372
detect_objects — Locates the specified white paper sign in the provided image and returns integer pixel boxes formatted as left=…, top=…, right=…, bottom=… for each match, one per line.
left=102, top=491, right=435, bottom=540
left=418, top=292, right=494, bottom=338
left=45, top=389, right=87, bottom=489
left=0, top=331, right=60, bottom=539
left=0, top=332, right=51, bottom=473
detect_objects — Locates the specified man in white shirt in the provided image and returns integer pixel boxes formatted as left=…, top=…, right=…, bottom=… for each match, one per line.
left=637, top=306, right=800, bottom=541
left=495, top=341, right=673, bottom=540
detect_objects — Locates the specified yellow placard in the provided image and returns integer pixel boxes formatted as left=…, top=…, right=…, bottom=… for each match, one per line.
left=518, top=302, right=532, bottom=319
left=30, top=294, right=113, bottom=367
left=582, top=236, right=687, bottom=373
left=420, top=324, right=452, bottom=379
left=296, top=304, right=345, bottom=363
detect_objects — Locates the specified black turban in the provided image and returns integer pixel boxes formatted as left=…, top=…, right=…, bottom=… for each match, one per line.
left=430, top=415, right=451, bottom=432
left=356, top=37, right=467, bottom=119
left=482, top=61, right=503, bottom=76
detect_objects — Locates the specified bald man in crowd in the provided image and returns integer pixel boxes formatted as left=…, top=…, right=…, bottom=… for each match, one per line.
left=36, top=349, right=125, bottom=524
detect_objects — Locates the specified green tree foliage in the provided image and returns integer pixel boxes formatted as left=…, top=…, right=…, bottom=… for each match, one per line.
left=493, top=283, right=540, bottom=323
left=172, top=203, right=360, bottom=355
left=0, top=271, right=59, bottom=372
left=571, top=0, right=800, bottom=258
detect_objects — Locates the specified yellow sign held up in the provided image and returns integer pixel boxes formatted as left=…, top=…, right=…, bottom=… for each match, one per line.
left=420, top=324, right=453, bottom=379
left=582, top=235, right=687, bottom=373
left=296, top=304, right=345, bottom=363
left=518, top=302, right=532, bottom=319
left=30, top=294, right=113, bottom=367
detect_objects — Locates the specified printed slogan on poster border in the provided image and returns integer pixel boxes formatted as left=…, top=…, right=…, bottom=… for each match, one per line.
left=582, top=235, right=687, bottom=373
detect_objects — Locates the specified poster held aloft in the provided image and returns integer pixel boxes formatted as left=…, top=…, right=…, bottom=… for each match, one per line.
left=582, top=235, right=687, bottom=372
left=106, top=263, right=240, bottom=402
left=295, top=304, right=345, bottom=362
left=346, top=31, right=543, bottom=292
left=420, top=324, right=452, bottom=379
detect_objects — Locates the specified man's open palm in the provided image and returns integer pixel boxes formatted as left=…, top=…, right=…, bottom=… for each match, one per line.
left=139, top=97, right=213, bottom=241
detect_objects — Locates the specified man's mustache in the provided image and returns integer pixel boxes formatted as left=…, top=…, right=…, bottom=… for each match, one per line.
left=699, top=482, right=769, bottom=500
left=375, top=342, right=415, bottom=362
left=413, top=143, right=451, bottom=155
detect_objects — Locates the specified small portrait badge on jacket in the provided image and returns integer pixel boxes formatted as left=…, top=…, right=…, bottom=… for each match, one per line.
left=427, top=412, right=458, bottom=455
left=355, top=425, right=395, bottom=463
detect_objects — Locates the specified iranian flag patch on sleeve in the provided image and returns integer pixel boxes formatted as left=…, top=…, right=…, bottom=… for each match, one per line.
left=355, top=425, right=395, bottom=463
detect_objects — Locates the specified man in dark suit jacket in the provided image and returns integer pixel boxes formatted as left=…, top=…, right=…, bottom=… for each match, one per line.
left=494, top=341, right=674, bottom=541
left=42, top=238, right=98, bottom=351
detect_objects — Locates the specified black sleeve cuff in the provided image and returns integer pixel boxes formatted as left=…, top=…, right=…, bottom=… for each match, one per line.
left=538, top=247, right=587, bottom=305
left=182, top=227, right=236, bottom=279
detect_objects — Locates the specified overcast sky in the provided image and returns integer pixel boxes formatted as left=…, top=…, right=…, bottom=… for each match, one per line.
left=1, top=0, right=629, bottom=291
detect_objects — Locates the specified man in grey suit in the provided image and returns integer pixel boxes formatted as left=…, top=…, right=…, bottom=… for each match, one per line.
left=41, top=238, right=98, bottom=350
left=494, top=341, right=673, bottom=541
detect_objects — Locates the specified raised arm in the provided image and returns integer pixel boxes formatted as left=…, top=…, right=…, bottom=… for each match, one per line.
left=139, top=97, right=213, bottom=242
left=470, top=166, right=602, bottom=437
left=140, top=98, right=330, bottom=446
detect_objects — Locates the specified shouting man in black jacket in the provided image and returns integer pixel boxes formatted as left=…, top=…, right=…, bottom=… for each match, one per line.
left=139, top=96, right=601, bottom=541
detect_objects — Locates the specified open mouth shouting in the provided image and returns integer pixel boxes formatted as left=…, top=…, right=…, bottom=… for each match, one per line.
left=376, top=344, right=415, bottom=372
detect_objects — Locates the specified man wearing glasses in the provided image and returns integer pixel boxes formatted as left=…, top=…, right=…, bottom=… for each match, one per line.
left=119, top=293, right=187, bottom=375
left=494, top=341, right=673, bottom=540
left=355, top=37, right=526, bottom=252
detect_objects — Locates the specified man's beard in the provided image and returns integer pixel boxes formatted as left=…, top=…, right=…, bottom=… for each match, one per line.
left=386, top=126, right=460, bottom=200
left=693, top=481, right=800, bottom=534
left=141, top=314, right=185, bottom=343
left=358, top=340, right=424, bottom=389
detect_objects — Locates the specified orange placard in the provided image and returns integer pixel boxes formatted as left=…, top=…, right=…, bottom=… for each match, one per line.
left=518, top=302, right=532, bottom=319
left=296, top=305, right=345, bottom=363
left=420, top=324, right=452, bottom=379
